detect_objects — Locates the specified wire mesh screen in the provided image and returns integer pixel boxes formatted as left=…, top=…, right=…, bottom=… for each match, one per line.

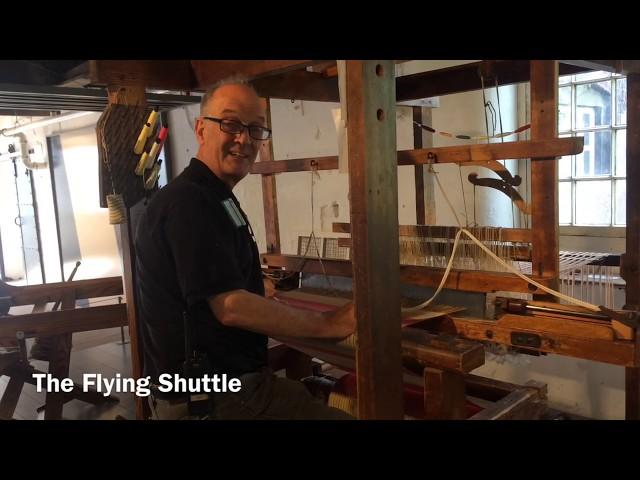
left=323, top=238, right=350, bottom=260
left=297, top=236, right=323, bottom=258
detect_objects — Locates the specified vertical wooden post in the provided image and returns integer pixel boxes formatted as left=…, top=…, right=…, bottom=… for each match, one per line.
left=530, top=61, right=560, bottom=290
left=105, top=85, right=150, bottom=420
left=624, top=73, right=640, bottom=419
left=423, top=367, right=467, bottom=419
left=413, top=106, right=426, bottom=225
left=44, top=291, right=74, bottom=419
left=345, top=60, right=403, bottom=419
left=260, top=98, right=281, bottom=254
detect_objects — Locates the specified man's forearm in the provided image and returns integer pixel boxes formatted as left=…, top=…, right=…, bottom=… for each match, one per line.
left=208, top=289, right=337, bottom=338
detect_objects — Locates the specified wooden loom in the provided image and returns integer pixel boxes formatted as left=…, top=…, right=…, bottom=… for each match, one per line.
left=0, top=277, right=127, bottom=419
left=87, top=59, right=640, bottom=419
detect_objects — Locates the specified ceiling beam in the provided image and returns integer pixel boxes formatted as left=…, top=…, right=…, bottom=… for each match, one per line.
left=89, top=60, right=197, bottom=90
left=86, top=59, right=615, bottom=104
left=251, top=69, right=339, bottom=101
left=561, top=60, right=640, bottom=75
left=237, top=60, right=595, bottom=103
left=190, top=60, right=319, bottom=88
left=395, top=60, right=587, bottom=102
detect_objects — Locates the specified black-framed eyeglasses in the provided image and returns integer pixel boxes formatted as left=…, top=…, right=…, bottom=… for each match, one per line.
left=202, top=116, right=272, bottom=141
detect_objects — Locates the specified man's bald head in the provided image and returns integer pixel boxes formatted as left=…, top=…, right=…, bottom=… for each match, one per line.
left=200, top=77, right=261, bottom=116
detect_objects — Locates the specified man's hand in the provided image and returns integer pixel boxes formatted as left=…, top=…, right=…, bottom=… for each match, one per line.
left=323, top=302, right=356, bottom=339
left=263, top=278, right=276, bottom=298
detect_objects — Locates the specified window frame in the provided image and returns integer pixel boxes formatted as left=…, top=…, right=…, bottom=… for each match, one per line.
left=558, top=71, right=627, bottom=230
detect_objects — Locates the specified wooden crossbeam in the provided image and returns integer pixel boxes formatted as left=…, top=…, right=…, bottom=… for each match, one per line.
left=1, top=277, right=123, bottom=307
left=332, top=223, right=532, bottom=243
left=191, top=60, right=317, bottom=88
left=249, top=138, right=583, bottom=174
left=398, top=138, right=583, bottom=165
left=89, top=60, right=197, bottom=90
left=448, top=314, right=637, bottom=367
left=396, top=60, right=587, bottom=102
left=261, top=253, right=552, bottom=294
left=0, top=304, right=127, bottom=339
left=561, top=60, right=640, bottom=75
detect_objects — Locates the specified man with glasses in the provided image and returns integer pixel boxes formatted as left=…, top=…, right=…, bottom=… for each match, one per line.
left=135, top=78, right=355, bottom=419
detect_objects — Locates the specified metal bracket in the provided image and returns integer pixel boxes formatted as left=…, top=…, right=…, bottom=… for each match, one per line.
left=511, top=332, right=541, bottom=349
left=598, top=305, right=640, bottom=330
left=468, top=173, right=531, bottom=215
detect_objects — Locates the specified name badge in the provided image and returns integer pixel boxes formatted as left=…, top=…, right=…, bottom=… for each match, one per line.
left=221, top=198, right=246, bottom=228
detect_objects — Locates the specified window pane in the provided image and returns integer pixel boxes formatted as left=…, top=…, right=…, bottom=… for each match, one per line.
left=558, top=86, right=571, bottom=132
left=574, top=71, right=611, bottom=82
left=576, top=81, right=612, bottom=128
left=616, top=129, right=626, bottom=177
left=559, top=74, right=572, bottom=85
left=575, top=180, right=611, bottom=225
left=575, top=131, right=611, bottom=176
left=559, top=182, right=572, bottom=224
left=616, top=78, right=627, bottom=126
left=615, top=180, right=626, bottom=226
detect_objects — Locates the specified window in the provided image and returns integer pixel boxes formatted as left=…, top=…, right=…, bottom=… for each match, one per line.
left=558, top=71, right=626, bottom=226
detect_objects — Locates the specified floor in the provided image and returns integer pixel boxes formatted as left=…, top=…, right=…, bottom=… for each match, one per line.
left=0, top=327, right=136, bottom=420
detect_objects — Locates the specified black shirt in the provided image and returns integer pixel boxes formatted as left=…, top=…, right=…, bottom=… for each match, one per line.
left=135, top=157, right=266, bottom=381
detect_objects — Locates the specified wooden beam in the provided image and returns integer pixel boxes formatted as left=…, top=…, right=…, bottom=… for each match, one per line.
left=105, top=85, right=150, bottom=420
left=345, top=60, right=403, bottom=419
left=280, top=327, right=483, bottom=375
left=332, top=223, right=532, bottom=243
left=89, top=60, right=197, bottom=90
left=251, top=155, right=338, bottom=174
left=45, top=292, right=75, bottom=419
left=261, top=253, right=552, bottom=294
left=249, top=138, right=583, bottom=174
left=0, top=304, right=126, bottom=339
left=0, top=277, right=123, bottom=307
left=423, top=367, right=467, bottom=419
left=413, top=106, right=426, bottom=225
left=251, top=69, right=339, bottom=102
left=250, top=60, right=592, bottom=104
left=259, top=98, right=281, bottom=254
left=530, top=61, right=560, bottom=286
left=191, top=60, right=316, bottom=88
left=561, top=60, right=640, bottom=75
left=401, top=327, right=484, bottom=373
left=448, top=314, right=637, bottom=367
left=397, top=138, right=583, bottom=165
left=0, top=375, right=24, bottom=420
left=468, top=381, right=546, bottom=420
left=396, top=60, right=587, bottom=102
left=624, top=73, right=640, bottom=419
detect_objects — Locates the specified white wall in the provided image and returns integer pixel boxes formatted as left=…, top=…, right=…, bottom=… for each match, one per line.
left=0, top=112, right=122, bottom=284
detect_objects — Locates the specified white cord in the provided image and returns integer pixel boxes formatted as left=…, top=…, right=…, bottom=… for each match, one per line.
left=403, top=165, right=602, bottom=316
left=402, top=228, right=464, bottom=314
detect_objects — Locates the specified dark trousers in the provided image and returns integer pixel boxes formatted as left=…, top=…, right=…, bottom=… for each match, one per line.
left=150, top=367, right=354, bottom=420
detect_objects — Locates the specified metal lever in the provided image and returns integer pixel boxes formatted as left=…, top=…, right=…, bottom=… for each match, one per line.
left=598, top=305, right=640, bottom=330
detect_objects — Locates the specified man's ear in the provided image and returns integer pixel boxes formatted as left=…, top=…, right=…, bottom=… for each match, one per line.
left=194, top=117, right=206, bottom=146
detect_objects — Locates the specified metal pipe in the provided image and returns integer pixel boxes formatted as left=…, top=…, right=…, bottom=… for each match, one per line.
left=0, top=111, right=93, bottom=136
